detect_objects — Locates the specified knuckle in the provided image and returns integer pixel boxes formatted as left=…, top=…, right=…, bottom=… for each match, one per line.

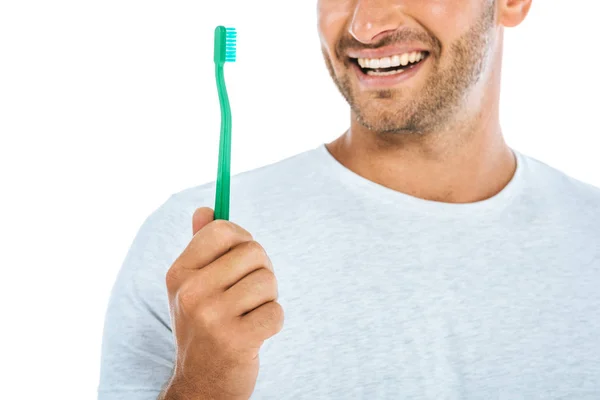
left=259, top=268, right=276, bottom=285
left=165, top=266, right=180, bottom=292
left=251, top=268, right=276, bottom=292
left=249, top=241, right=273, bottom=272
left=271, top=303, right=285, bottom=332
left=244, top=240, right=268, bottom=260
left=196, top=301, right=222, bottom=327
left=276, top=302, right=285, bottom=319
left=211, top=219, right=236, bottom=240
left=175, top=284, right=199, bottom=315
left=269, top=302, right=284, bottom=322
left=258, top=302, right=284, bottom=332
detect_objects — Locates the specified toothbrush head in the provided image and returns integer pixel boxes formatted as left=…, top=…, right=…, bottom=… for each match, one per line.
left=214, top=26, right=237, bottom=64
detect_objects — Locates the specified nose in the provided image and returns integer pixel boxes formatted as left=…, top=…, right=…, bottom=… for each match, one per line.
left=349, top=0, right=406, bottom=44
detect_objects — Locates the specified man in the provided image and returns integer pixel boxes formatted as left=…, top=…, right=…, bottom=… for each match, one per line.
left=99, top=0, right=600, bottom=399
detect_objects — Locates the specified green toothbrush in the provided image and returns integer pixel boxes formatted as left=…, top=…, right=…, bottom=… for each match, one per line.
left=213, top=25, right=237, bottom=221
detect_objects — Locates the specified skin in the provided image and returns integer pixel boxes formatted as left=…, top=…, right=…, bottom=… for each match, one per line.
left=160, top=4, right=533, bottom=397
left=318, top=0, right=532, bottom=203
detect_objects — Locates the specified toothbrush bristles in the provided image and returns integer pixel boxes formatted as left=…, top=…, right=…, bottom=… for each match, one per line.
left=225, top=27, right=237, bottom=62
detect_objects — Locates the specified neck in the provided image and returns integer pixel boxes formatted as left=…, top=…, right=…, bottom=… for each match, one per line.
left=325, top=89, right=516, bottom=204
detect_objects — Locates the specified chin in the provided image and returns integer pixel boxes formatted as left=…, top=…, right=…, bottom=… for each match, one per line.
left=358, top=117, right=412, bottom=134
left=353, top=103, right=398, bottom=126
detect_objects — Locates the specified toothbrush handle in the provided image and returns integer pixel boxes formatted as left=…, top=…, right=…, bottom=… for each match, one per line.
left=214, top=63, right=231, bottom=221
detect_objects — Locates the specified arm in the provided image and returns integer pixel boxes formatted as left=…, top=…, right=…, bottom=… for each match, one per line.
left=98, top=197, right=179, bottom=400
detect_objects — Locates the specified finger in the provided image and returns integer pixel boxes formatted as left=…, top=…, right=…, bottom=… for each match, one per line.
left=174, top=240, right=273, bottom=301
left=238, top=301, right=284, bottom=344
left=192, top=207, right=214, bottom=236
left=178, top=219, right=254, bottom=271
left=221, top=268, right=278, bottom=317
left=189, top=240, right=274, bottom=295
left=167, top=220, right=254, bottom=295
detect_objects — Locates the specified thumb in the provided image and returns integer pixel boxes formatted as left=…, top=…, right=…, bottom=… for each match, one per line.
left=192, top=207, right=215, bottom=236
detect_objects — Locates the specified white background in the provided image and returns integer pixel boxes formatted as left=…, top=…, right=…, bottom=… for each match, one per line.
left=1, top=1, right=599, bottom=399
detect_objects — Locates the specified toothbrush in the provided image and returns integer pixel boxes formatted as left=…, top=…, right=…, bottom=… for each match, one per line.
left=213, top=25, right=237, bottom=221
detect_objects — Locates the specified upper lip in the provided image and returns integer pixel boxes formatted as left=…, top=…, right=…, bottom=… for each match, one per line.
left=347, top=45, right=429, bottom=60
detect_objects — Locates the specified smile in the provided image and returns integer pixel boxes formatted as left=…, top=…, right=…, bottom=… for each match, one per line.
left=349, top=51, right=430, bottom=88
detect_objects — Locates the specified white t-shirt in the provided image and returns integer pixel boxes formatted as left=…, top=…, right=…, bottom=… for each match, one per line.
left=99, top=144, right=600, bottom=399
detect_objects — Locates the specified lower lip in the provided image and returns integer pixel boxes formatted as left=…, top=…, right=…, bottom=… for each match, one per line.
left=351, top=55, right=428, bottom=89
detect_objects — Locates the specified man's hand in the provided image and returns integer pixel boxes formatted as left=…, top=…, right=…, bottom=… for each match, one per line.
left=160, top=207, right=284, bottom=400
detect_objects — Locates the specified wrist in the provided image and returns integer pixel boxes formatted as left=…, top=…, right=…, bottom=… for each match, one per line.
left=161, top=376, right=245, bottom=400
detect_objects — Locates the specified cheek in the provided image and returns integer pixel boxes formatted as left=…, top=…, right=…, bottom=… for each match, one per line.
left=419, top=1, right=478, bottom=39
left=317, top=0, right=353, bottom=57
left=400, top=1, right=478, bottom=55
left=424, top=0, right=455, bottom=18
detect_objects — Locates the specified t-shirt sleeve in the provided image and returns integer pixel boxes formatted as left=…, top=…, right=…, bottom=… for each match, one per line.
left=98, top=196, right=182, bottom=400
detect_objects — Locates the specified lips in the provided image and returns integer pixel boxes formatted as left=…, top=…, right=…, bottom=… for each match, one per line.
left=349, top=52, right=429, bottom=89
left=347, top=45, right=430, bottom=60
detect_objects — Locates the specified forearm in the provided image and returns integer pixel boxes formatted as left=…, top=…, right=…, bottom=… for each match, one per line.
left=158, top=376, right=244, bottom=400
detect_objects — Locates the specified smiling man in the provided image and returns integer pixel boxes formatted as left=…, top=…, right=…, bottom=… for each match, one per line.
left=322, top=0, right=515, bottom=203
left=99, top=1, right=600, bottom=399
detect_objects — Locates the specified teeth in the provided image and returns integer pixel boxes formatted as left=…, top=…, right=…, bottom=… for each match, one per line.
left=400, top=53, right=409, bottom=66
left=366, top=69, right=405, bottom=76
left=357, top=51, right=427, bottom=69
left=379, top=57, right=391, bottom=68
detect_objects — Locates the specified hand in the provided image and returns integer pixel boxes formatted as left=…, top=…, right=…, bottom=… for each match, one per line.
left=162, top=207, right=284, bottom=400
